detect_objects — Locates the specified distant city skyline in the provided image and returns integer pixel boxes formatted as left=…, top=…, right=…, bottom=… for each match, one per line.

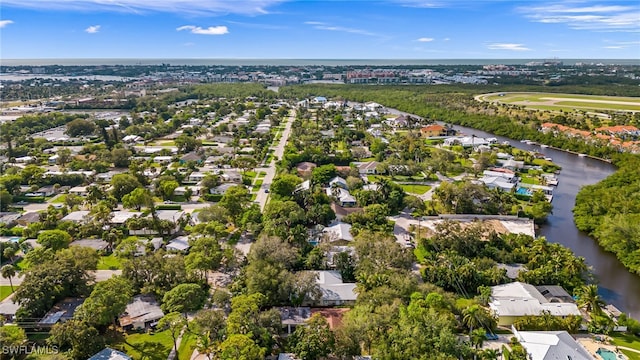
left=1, top=0, right=639, bottom=59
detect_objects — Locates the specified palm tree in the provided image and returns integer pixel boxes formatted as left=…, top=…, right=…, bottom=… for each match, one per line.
left=470, top=328, right=486, bottom=349
left=463, top=304, right=496, bottom=333
left=479, top=348, right=501, bottom=360
left=1, top=265, right=17, bottom=292
left=462, top=305, right=483, bottom=332
left=575, top=284, right=604, bottom=315
left=196, top=332, right=217, bottom=360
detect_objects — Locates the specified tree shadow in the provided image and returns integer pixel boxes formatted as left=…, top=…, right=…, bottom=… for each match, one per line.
left=132, top=341, right=170, bottom=360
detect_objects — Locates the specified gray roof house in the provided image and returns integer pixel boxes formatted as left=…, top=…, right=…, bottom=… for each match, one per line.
left=88, top=348, right=132, bottom=360
left=305, top=271, right=357, bottom=307
left=512, top=329, right=595, bottom=360
left=119, top=295, right=164, bottom=330
left=489, top=282, right=580, bottom=326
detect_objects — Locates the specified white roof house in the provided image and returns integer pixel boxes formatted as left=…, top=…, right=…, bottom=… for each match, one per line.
left=307, top=271, right=357, bottom=307
left=110, top=211, right=140, bottom=225
left=166, top=236, right=190, bottom=252
left=444, top=136, right=491, bottom=147
left=322, top=222, right=354, bottom=243
left=483, top=170, right=517, bottom=182
left=62, top=210, right=91, bottom=223
left=329, top=176, right=348, bottom=189
left=513, top=329, right=595, bottom=360
left=480, top=176, right=516, bottom=192
left=326, top=187, right=357, bottom=207
left=69, top=186, right=89, bottom=196
left=294, top=180, right=311, bottom=193
left=88, top=348, right=132, bottom=360
left=489, top=282, right=580, bottom=326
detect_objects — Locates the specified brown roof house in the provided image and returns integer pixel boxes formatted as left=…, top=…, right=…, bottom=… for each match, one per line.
left=296, top=162, right=317, bottom=178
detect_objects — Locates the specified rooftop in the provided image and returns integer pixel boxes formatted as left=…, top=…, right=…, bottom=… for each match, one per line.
left=515, top=330, right=595, bottom=360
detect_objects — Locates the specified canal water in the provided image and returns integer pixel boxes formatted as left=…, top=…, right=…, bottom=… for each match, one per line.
left=449, top=125, right=640, bottom=318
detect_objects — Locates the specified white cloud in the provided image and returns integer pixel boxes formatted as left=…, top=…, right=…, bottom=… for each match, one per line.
left=0, top=0, right=284, bottom=15
left=416, top=37, right=434, bottom=42
left=443, top=37, right=450, bottom=41
left=487, top=43, right=531, bottom=51
left=225, top=20, right=286, bottom=30
left=602, top=40, right=640, bottom=49
left=177, top=25, right=229, bottom=35
left=518, top=3, right=640, bottom=31
left=394, top=0, right=450, bottom=8
left=0, top=20, right=14, bottom=28
left=85, top=25, right=100, bottom=33
left=305, top=21, right=378, bottom=37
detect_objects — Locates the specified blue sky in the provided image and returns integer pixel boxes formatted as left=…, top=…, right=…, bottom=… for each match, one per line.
left=1, top=0, right=639, bottom=59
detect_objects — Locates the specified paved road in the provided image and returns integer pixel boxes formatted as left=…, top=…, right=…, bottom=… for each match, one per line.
left=0, top=269, right=121, bottom=286
left=254, top=110, right=295, bottom=211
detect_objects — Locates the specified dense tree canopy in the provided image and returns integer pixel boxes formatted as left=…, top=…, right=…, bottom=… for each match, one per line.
left=574, top=154, right=640, bottom=274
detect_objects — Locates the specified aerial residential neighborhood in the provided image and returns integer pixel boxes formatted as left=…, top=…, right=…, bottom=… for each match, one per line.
left=0, top=75, right=638, bottom=360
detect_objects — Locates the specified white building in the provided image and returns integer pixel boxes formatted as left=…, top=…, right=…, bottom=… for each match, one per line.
left=512, top=329, right=595, bottom=360
left=489, top=282, right=580, bottom=326
left=305, top=271, right=357, bottom=307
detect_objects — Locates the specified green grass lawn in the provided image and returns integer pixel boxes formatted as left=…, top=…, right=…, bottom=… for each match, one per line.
left=252, top=179, right=264, bottom=192
left=178, top=332, right=198, bottom=360
left=118, top=330, right=174, bottom=360
left=50, top=194, right=67, bottom=203
left=519, top=176, right=540, bottom=185
left=367, top=175, right=390, bottom=183
left=611, top=334, right=640, bottom=360
left=257, top=171, right=267, bottom=178
left=0, top=286, right=15, bottom=301
left=97, top=254, right=123, bottom=270
left=399, top=184, right=431, bottom=195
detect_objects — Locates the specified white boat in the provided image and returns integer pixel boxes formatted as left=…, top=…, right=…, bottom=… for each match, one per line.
left=578, top=153, right=587, bottom=157
left=540, top=144, right=549, bottom=148
left=520, top=139, right=530, bottom=143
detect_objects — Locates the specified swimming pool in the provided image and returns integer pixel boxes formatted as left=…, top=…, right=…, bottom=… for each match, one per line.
left=596, top=348, right=622, bottom=360
left=516, top=187, right=532, bottom=196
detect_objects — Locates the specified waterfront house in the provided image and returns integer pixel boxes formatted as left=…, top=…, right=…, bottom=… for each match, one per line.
left=489, top=282, right=580, bottom=326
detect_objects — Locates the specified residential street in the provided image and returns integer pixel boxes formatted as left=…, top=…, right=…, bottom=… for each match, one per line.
left=254, top=110, right=295, bottom=211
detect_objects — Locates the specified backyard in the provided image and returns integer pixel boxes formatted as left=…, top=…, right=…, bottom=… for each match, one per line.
left=610, top=333, right=640, bottom=360
left=116, top=330, right=174, bottom=360
left=97, top=254, right=123, bottom=270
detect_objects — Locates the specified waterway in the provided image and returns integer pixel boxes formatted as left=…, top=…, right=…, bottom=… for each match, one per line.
left=449, top=125, right=640, bottom=319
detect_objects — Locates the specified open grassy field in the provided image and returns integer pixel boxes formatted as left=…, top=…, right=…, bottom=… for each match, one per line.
left=479, top=92, right=640, bottom=113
